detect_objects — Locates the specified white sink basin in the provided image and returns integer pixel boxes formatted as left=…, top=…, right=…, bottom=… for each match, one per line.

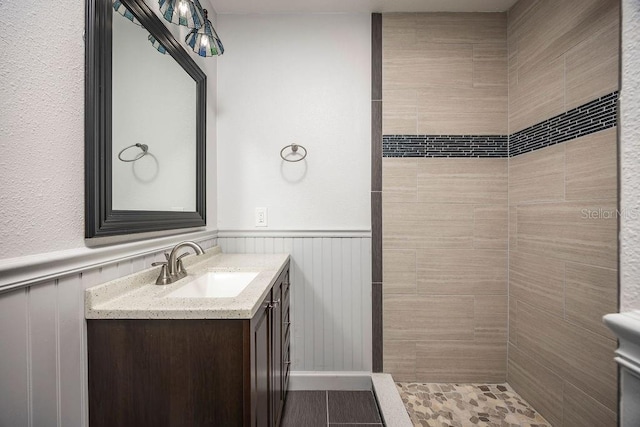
left=165, top=271, right=259, bottom=298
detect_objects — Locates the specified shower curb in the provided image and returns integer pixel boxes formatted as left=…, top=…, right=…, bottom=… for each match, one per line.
left=371, top=373, right=413, bottom=427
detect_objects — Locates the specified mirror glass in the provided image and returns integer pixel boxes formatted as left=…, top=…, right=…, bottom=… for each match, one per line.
left=85, top=0, right=206, bottom=238
left=112, top=15, right=196, bottom=212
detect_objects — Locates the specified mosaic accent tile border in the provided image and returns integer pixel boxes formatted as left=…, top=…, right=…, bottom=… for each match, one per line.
left=397, top=382, right=551, bottom=427
left=382, top=91, right=618, bottom=158
left=383, top=135, right=508, bottom=158
left=509, top=91, right=618, bottom=156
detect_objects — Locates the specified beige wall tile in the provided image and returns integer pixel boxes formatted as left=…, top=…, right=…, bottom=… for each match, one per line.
left=382, top=89, right=417, bottom=134
left=474, top=205, right=508, bottom=249
left=417, top=158, right=507, bottom=204
left=516, top=303, right=618, bottom=411
left=382, top=13, right=417, bottom=49
left=383, top=295, right=475, bottom=341
left=516, top=200, right=618, bottom=269
left=508, top=144, right=565, bottom=204
left=565, top=262, right=618, bottom=339
left=383, top=12, right=508, bottom=136
left=415, top=13, right=506, bottom=44
left=383, top=340, right=416, bottom=381
left=509, top=56, right=565, bottom=132
left=416, top=249, right=507, bottom=295
left=415, top=341, right=507, bottom=383
left=383, top=43, right=473, bottom=90
left=563, top=381, right=617, bottom=427
left=475, top=295, right=508, bottom=342
left=566, top=127, right=618, bottom=201
left=383, top=249, right=417, bottom=294
left=507, top=0, right=540, bottom=40
left=382, top=157, right=417, bottom=203
left=382, top=202, right=474, bottom=249
left=509, top=251, right=564, bottom=316
left=416, top=86, right=508, bottom=135
left=473, top=43, right=508, bottom=87
left=565, top=20, right=619, bottom=109
left=507, top=343, right=564, bottom=426
left=514, top=0, right=615, bottom=71
left=508, top=0, right=618, bottom=131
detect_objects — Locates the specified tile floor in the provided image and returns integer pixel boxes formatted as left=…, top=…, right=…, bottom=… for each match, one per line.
left=281, top=390, right=383, bottom=427
left=397, top=383, right=551, bottom=427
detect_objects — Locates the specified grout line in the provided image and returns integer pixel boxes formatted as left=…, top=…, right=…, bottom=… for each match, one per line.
left=563, top=53, right=567, bottom=110
left=326, top=390, right=329, bottom=426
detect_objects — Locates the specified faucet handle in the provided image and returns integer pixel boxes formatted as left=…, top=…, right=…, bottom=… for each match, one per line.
left=152, top=261, right=172, bottom=285
left=163, top=252, right=170, bottom=261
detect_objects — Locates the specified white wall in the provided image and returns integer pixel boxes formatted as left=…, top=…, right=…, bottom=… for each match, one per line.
left=0, top=0, right=218, bottom=260
left=216, top=14, right=371, bottom=231
left=0, top=0, right=85, bottom=258
left=620, top=0, right=640, bottom=312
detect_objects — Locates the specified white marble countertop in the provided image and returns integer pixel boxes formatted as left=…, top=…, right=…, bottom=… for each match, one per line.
left=85, top=247, right=290, bottom=320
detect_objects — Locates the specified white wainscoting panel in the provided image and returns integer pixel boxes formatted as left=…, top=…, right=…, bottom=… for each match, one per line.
left=218, top=235, right=373, bottom=372
left=0, top=237, right=218, bottom=427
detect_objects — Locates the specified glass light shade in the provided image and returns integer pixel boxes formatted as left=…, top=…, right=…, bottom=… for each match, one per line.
left=148, top=34, right=167, bottom=54
left=158, top=0, right=202, bottom=28
left=113, top=0, right=142, bottom=26
left=185, top=9, right=224, bottom=57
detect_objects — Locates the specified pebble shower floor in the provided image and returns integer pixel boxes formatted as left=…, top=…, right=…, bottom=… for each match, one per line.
left=396, top=382, right=551, bottom=427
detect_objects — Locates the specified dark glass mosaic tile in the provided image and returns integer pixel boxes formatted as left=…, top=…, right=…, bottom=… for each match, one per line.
left=382, top=91, right=618, bottom=158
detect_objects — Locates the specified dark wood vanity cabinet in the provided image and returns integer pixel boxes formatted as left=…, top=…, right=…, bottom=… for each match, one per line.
left=87, top=263, right=291, bottom=427
left=253, top=267, right=290, bottom=427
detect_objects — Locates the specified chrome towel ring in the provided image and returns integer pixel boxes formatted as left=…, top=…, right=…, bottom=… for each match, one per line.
left=118, top=143, right=149, bottom=162
left=280, top=143, right=307, bottom=162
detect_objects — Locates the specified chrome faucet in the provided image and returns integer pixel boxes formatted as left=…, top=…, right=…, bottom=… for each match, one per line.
left=152, top=241, right=205, bottom=285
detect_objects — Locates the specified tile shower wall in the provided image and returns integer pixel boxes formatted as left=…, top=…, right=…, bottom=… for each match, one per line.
left=382, top=4, right=620, bottom=424
left=382, top=13, right=509, bottom=382
left=507, top=0, right=619, bottom=425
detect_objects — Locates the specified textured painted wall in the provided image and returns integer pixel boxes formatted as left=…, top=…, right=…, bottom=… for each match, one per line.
left=0, top=0, right=85, bottom=258
left=0, top=0, right=218, bottom=261
left=620, top=0, right=640, bottom=312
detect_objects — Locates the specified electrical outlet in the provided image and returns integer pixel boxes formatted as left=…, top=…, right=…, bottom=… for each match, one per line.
left=255, top=207, right=268, bottom=227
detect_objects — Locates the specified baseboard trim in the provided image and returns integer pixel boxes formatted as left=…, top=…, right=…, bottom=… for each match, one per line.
left=288, top=371, right=372, bottom=390
left=0, top=230, right=218, bottom=294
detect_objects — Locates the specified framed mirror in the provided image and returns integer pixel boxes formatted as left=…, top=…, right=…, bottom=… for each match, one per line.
left=85, top=0, right=206, bottom=238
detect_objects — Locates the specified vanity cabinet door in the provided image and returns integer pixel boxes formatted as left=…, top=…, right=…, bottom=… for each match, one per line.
left=250, top=263, right=290, bottom=427
left=271, top=281, right=283, bottom=427
left=282, top=271, right=291, bottom=396
left=253, top=300, right=271, bottom=427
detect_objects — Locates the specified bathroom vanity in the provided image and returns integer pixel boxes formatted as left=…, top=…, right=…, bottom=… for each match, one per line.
left=85, top=248, right=291, bottom=427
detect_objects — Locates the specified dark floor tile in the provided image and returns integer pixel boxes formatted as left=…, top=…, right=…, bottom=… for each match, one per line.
left=328, top=391, right=381, bottom=424
left=281, top=391, right=327, bottom=427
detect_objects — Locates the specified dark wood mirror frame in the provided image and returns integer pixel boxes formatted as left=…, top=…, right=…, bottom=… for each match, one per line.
left=85, top=0, right=206, bottom=238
